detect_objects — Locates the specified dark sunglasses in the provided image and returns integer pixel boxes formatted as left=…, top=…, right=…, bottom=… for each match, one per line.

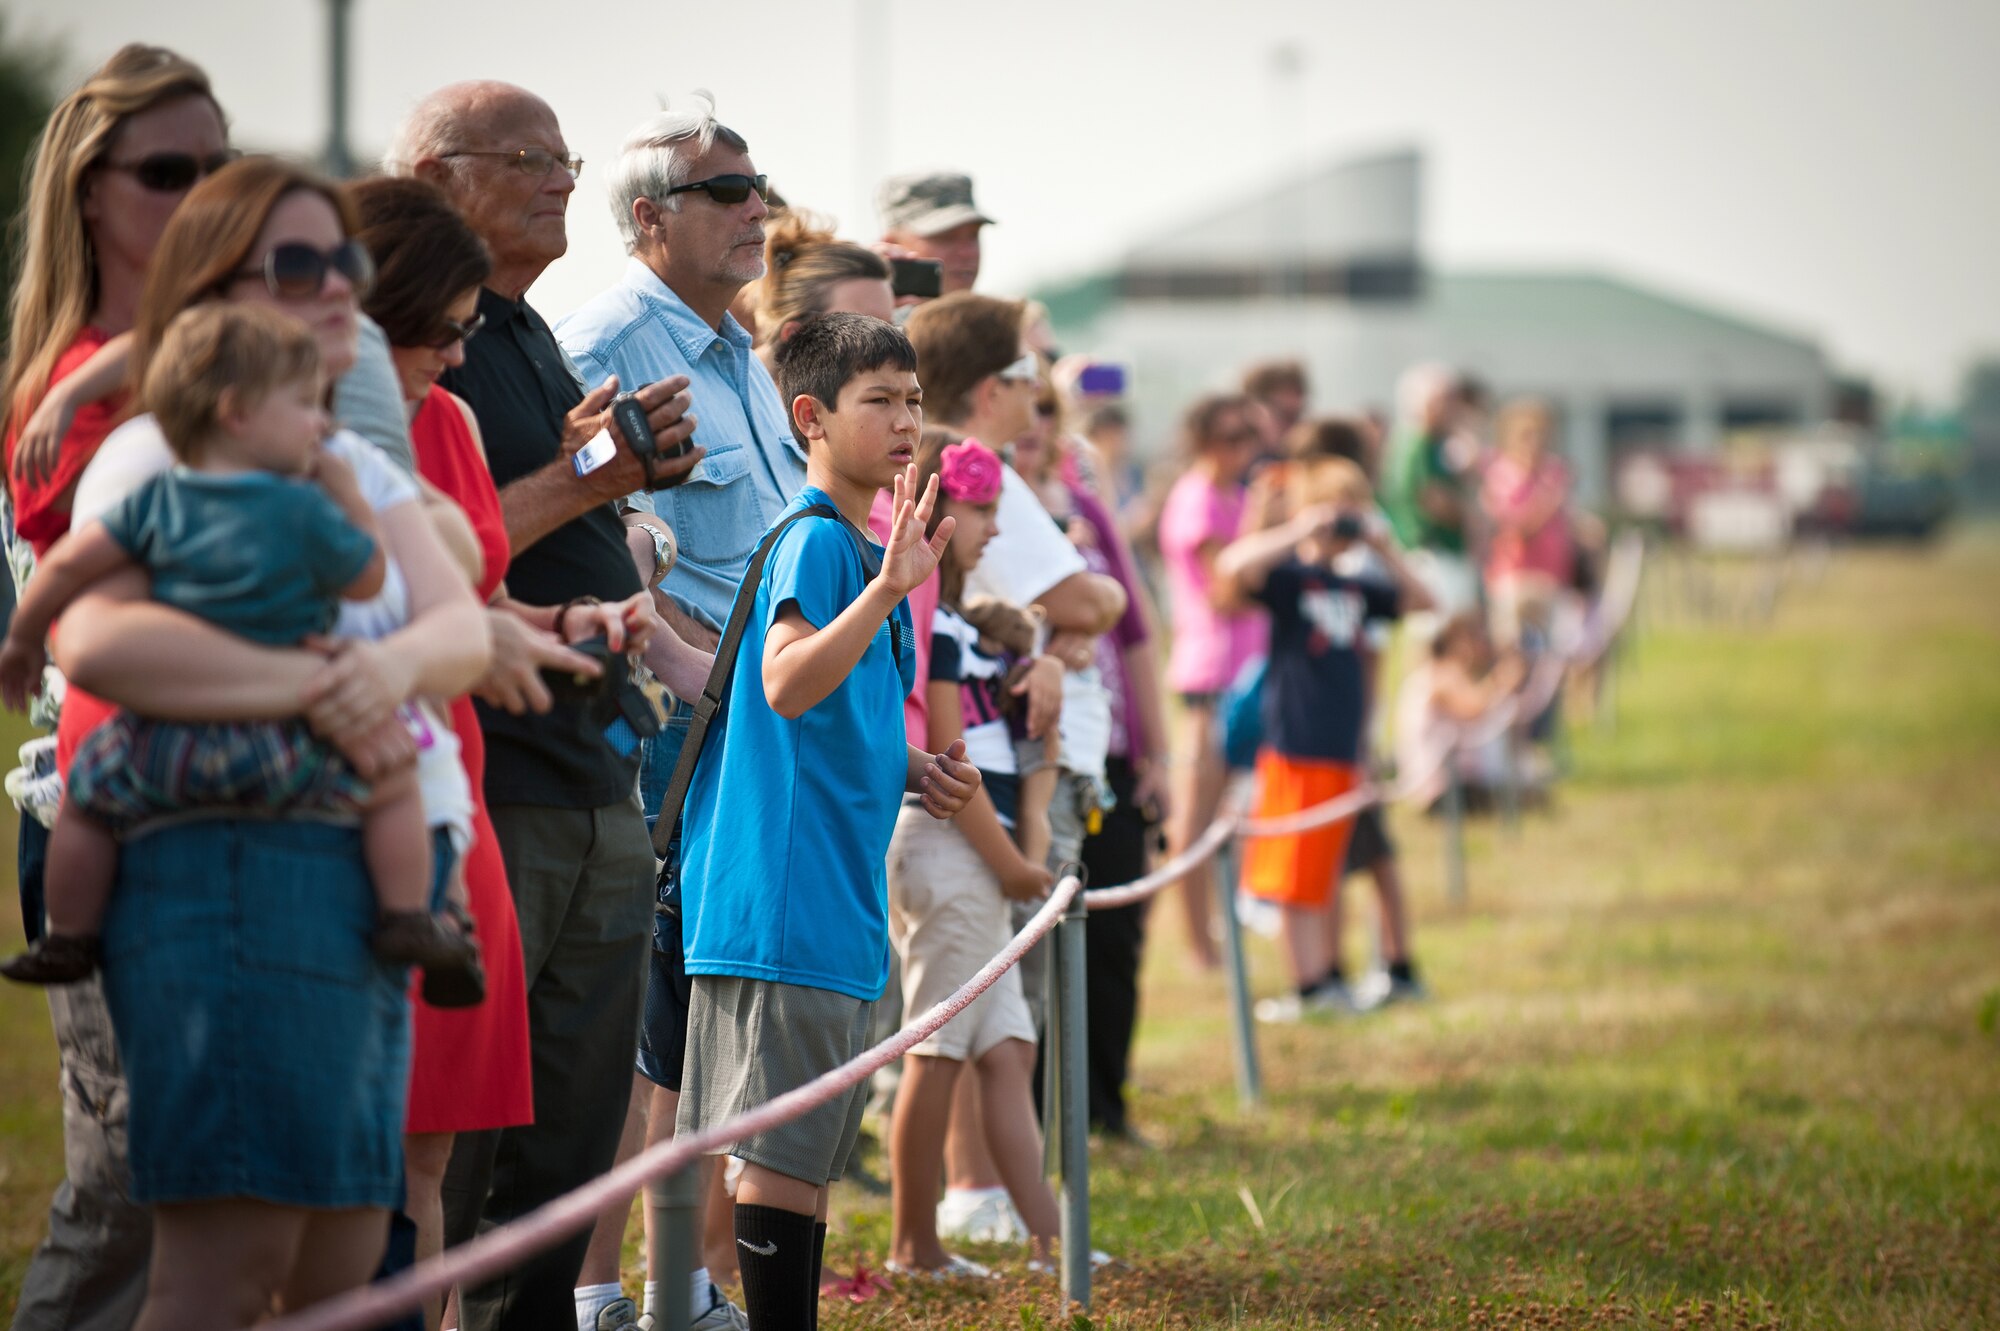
left=99, top=150, right=238, bottom=193
left=426, top=312, right=485, bottom=350
left=663, top=173, right=770, bottom=206
left=230, top=239, right=375, bottom=300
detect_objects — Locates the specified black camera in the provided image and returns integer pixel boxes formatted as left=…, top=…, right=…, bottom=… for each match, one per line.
left=890, top=258, right=943, bottom=300
left=542, top=634, right=663, bottom=757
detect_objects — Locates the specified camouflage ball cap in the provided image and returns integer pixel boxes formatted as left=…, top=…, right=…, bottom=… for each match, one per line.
left=877, top=171, right=995, bottom=237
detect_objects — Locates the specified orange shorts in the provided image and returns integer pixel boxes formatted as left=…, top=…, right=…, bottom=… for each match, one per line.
left=1243, top=751, right=1361, bottom=909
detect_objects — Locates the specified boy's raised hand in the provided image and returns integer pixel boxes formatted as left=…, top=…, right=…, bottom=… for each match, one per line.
left=878, top=464, right=955, bottom=598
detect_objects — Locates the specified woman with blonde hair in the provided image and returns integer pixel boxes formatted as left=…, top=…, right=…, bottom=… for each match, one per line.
left=2, top=44, right=227, bottom=1331
left=750, top=208, right=893, bottom=378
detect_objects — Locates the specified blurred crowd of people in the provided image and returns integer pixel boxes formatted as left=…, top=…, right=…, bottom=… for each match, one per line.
left=1, top=43, right=1602, bottom=1331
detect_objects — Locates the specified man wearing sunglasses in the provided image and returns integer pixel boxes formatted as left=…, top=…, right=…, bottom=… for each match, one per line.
left=554, top=98, right=798, bottom=1331
left=387, top=81, right=705, bottom=1331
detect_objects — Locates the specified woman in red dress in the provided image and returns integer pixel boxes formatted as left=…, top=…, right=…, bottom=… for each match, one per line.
left=349, top=175, right=535, bottom=1317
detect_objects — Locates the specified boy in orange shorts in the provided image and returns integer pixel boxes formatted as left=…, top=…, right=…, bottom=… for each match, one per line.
left=1215, top=434, right=1433, bottom=1020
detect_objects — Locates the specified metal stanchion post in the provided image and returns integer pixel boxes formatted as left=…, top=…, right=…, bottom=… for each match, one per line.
left=1055, top=884, right=1092, bottom=1309
left=1443, top=757, right=1468, bottom=909
left=1214, top=840, right=1263, bottom=1108
left=651, top=1165, right=700, bottom=1331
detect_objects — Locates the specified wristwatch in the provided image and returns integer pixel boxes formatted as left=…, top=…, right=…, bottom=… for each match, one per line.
left=645, top=522, right=677, bottom=586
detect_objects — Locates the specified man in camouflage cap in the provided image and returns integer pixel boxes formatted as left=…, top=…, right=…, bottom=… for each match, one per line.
left=877, top=169, right=994, bottom=295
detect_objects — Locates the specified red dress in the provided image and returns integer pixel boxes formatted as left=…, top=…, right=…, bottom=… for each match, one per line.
left=404, top=384, right=534, bottom=1134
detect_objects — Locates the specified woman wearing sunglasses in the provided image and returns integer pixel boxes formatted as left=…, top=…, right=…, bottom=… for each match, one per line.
left=46, top=156, right=490, bottom=1328
left=346, top=173, right=535, bottom=1328
left=0, top=43, right=227, bottom=1329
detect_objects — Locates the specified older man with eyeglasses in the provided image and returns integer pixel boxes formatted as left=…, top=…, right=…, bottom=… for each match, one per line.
left=550, top=97, right=803, bottom=1331
left=385, top=81, right=707, bottom=1331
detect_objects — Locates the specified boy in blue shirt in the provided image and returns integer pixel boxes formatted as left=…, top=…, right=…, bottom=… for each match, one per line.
left=675, top=313, right=981, bottom=1328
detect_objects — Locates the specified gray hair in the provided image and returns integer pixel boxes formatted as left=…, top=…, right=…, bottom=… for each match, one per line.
left=605, top=91, right=750, bottom=252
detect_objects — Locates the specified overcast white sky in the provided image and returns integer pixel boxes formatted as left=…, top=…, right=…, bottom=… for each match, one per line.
left=13, top=0, right=1998, bottom=402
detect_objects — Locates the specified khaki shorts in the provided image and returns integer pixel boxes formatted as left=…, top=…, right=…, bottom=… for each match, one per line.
left=675, top=975, right=874, bottom=1186
left=886, top=803, right=1036, bottom=1062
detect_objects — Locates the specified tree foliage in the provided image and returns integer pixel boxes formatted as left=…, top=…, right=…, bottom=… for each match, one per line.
left=0, top=14, right=63, bottom=338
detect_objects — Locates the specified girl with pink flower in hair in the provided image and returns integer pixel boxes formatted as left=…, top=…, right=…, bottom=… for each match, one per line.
left=883, top=429, right=1069, bottom=1278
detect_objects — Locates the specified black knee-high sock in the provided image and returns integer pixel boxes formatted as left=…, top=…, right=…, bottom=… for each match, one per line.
left=735, top=1203, right=816, bottom=1330
left=809, top=1222, right=828, bottom=1330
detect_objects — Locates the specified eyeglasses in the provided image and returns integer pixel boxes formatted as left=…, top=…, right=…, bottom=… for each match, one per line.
left=441, top=147, right=583, bottom=179
left=425, top=312, right=485, bottom=349
left=995, top=352, right=1041, bottom=384
left=663, top=173, right=770, bottom=206
left=98, top=150, right=238, bottom=193
left=230, top=239, right=375, bottom=300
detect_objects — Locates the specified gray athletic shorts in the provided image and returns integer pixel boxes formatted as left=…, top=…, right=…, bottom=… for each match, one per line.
left=676, top=974, right=875, bottom=1186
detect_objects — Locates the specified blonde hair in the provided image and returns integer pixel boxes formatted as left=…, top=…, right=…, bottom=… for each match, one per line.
left=1495, top=397, right=1554, bottom=454
left=1300, top=453, right=1373, bottom=508
left=142, top=304, right=321, bottom=460
left=3, top=45, right=218, bottom=437
left=753, top=209, right=890, bottom=348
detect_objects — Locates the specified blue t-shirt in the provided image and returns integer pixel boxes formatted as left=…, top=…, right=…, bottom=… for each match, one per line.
left=679, top=488, right=917, bottom=1001
left=1253, top=559, right=1400, bottom=764
left=101, top=468, right=376, bottom=646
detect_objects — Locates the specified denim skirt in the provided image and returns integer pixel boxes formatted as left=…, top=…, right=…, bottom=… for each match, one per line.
left=101, top=817, right=418, bottom=1208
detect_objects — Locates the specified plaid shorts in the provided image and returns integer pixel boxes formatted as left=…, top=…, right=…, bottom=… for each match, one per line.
left=68, top=713, right=369, bottom=831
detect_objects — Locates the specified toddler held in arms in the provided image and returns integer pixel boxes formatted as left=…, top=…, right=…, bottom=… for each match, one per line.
left=0, top=304, right=480, bottom=999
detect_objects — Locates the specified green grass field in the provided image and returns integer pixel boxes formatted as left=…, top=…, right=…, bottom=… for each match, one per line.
left=5, top=529, right=1998, bottom=1328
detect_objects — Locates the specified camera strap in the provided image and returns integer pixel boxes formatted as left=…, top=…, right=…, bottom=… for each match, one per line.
left=650, top=502, right=903, bottom=859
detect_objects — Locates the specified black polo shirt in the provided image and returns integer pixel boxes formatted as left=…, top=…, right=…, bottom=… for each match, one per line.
left=440, top=287, right=642, bottom=809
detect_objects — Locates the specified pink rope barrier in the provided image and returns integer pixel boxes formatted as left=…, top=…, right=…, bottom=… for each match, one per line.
left=266, top=876, right=1085, bottom=1331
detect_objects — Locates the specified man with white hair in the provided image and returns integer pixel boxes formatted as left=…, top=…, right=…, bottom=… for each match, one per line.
left=553, top=96, right=794, bottom=1331
left=387, top=80, right=705, bottom=1331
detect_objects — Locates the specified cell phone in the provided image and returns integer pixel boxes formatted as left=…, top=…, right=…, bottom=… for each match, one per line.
left=1332, top=512, right=1366, bottom=539
left=1076, top=362, right=1127, bottom=397
left=890, top=258, right=943, bottom=300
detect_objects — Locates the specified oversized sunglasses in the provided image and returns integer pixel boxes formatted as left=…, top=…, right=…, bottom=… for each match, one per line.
left=426, top=312, right=485, bottom=349
left=663, top=173, right=770, bottom=206
left=230, top=239, right=375, bottom=300
left=99, top=149, right=238, bottom=193
left=441, top=147, right=582, bottom=178
left=995, top=351, right=1041, bottom=384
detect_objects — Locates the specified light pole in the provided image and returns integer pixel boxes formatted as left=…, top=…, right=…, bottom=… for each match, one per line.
left=324, top=0, right=354, bottom=178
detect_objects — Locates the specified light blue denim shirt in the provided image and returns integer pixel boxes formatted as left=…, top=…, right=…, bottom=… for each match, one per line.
left=555, top=258, right=807, bottom=632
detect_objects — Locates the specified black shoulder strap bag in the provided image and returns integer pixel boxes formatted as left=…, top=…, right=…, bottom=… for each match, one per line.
left=650, top=503, right=903, bottom=881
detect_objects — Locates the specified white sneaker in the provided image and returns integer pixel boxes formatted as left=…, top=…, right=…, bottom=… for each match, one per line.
left=1254, top=993, right=1304, bottom=1024
left=636, top=1285, right=749, bottom=1331
left=1304, top=980, right=1359, bottom=1016
left=596, top=1298, right=640, bottom=1331
left=936, top=1187, right=1027, bottom=1243
left=1354, top=970, right=1429, bottom=1011
left=688, top=1284, right=750, bottom=1330
left=884, top=1253, right=995, bottom=1280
